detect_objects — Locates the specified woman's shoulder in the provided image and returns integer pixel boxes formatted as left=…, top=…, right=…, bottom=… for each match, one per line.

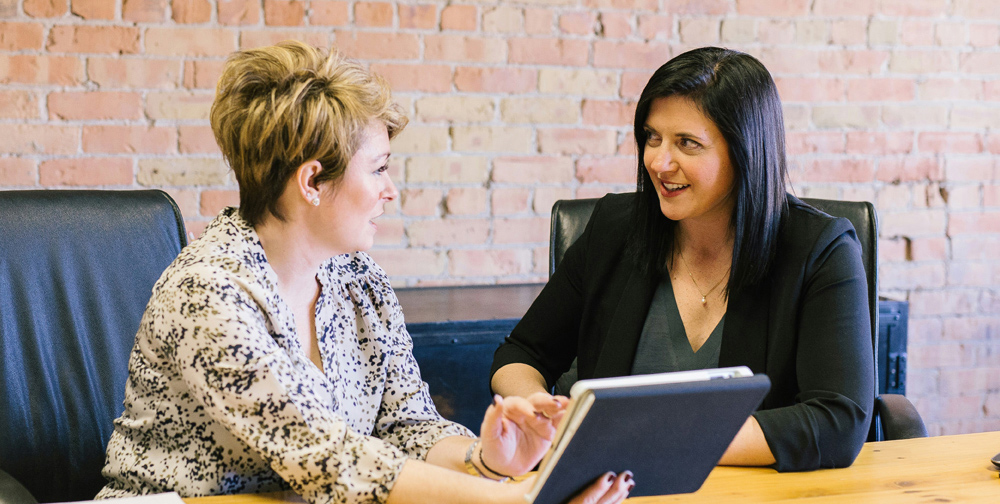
left=779, top=195, right=862, bottom=258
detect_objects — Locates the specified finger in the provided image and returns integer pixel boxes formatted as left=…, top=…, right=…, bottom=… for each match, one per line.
left=569, top=472, right=616, bottom=504
left=526, top=392, right=567, bottom=419
left=480, top=394, right=505, bottom=439
left=596, top=472, right=633, bottom=504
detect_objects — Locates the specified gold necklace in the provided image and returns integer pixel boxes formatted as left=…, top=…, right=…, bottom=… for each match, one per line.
left=676, top=248, right=730, bottom=307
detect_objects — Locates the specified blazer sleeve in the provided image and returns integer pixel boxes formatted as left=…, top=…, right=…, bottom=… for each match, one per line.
left=754, top=218, right=875, bottom=471
left=490, top=198, right=608, bottom=390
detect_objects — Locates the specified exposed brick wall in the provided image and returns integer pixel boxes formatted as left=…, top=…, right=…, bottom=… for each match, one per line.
left=1, top=0, right=998, bottom=436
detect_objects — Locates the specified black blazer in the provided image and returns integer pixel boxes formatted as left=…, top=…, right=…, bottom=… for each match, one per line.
left=491, top=193, right=874, bottom=472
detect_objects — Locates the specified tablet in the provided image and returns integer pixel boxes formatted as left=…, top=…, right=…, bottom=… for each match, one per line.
left=526, top=366, right=771, bottom=504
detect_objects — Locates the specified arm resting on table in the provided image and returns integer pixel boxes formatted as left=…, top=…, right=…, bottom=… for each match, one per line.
left=0, top=470, right=36, bottom=504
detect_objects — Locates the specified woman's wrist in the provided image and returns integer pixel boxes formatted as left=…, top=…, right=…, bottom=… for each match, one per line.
left=476, top=442, right=513, bottom=481
left=464, top=439, right=510, bottom=482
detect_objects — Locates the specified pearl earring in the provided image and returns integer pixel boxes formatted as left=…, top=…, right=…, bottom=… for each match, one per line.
left=310, top=197, right=320, bottom=206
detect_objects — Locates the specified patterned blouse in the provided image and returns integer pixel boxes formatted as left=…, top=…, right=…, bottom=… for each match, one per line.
left=97, top=208, right=473, bottom=504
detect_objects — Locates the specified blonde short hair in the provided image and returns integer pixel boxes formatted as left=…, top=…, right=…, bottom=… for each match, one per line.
left=210, top=40, right=407, bottom=226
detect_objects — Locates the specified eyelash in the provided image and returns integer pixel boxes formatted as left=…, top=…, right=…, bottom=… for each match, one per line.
left=375, top=164, right=388, bottom=174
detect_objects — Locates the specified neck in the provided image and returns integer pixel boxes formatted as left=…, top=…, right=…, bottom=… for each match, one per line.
left=255, top=215, right=323, bottom=297
left=675, top=215, right=734, bottom=264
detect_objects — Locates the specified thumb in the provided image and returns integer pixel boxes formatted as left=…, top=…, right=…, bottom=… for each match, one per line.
left=480, top=394, right=505, bottom=440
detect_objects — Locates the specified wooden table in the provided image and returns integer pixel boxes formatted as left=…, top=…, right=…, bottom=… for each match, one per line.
left=184, top=431, right=1000, bottom=504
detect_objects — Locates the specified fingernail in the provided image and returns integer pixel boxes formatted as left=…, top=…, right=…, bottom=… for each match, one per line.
left=623, top=472, right=633, bottom=484
left=604, top=472, right=616, bottom=484
left=492, top=394, right=500, bottom=406
left=627, top=482, right=635, bottom=492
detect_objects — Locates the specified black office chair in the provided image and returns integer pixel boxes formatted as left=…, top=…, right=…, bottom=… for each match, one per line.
left=0, top=190, right=187, bottom=503
left=548, top=197, right=927, bottom=442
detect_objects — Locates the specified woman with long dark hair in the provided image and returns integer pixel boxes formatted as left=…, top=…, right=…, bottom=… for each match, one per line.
left=491, top=47, right=874, bottom=472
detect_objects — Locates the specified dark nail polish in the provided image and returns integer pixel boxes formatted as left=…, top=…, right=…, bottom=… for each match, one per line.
left=604, top=472, right=616, bottom=483
left=623, top=472, right=633, bottom=484
left=627, top=482, right=635, bottom=492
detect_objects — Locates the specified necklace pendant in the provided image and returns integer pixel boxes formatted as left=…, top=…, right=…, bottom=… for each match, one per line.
left=701, top=296, right=707, bottom=306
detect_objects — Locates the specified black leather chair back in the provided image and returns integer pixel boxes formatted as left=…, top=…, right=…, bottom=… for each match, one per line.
left=0, top=190, right=186, bottom=503
left=549, top=199, right=597, bottom=277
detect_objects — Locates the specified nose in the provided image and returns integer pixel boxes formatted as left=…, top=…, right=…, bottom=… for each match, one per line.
left=646, top=146, right=675, bottom=178
left=382, top=173, right=399, bottom=201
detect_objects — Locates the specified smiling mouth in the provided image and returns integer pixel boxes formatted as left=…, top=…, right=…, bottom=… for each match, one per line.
left=661, top=182, right=690, bottom=191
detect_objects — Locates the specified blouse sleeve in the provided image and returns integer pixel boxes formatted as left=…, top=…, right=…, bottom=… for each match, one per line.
left=753, top=219, right=875, bottom=471
left=157, top=265, right=408, bottom=504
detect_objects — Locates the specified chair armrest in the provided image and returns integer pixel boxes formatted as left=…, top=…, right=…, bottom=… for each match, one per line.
left=876, top=394, right=928, bottom=440
left=0, top=469, right=36, bottom=504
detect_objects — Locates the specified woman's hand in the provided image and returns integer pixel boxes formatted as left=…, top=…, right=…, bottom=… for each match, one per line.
left=506, top=472, right=634, bottom=504
left=478, top=393, right=569, bottom=477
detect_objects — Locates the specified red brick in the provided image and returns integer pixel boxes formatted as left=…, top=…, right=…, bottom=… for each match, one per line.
left=47, top=25, right=141, bottom=54
left=949, top=211, right=1000, bottom=235
left=0, top=0, right=15, bottom=16
left=0, top=55, right=84, bottom=86
left=990, top=135, right=1000, bottom=155
left=890, top=50, right=958, bottom=74
left=355, top=2, right=392, bottom=27
left=897, top=20, right=934, bottom=46
left=945, top=157, right=994, bottom=182
left=146, top=28, right=235, bottom=56
left=986, top=185, right=1000, bottom=207
left=970, top=24, right=1000, bottom=47
left=918, top=132, right=983, bottom=154
left=445, top=187, right=486, bottom=215
left=369, top=249, right=445, bottom=277
left=178, top=125, right=219, bottom=154
left=876, top=157, right=943, bottom=183
left=911, top=237, right=948, bottom=261
left=818, top=50, right=889, bottom=75
left=621, top=71, right=652, bottom=99
left=335, top=31, right=419, bottom=60
left=582, top=99, right=634, bottom=126
left=534, top=187, right=573, bottom=214
left=830, top=19, right=868, bottom=46
left=880, top=209, right=947, bottom=237
left=239, top=30, right=327, bottom=50
left=953, top=235, right=1000, bottom=260
left=441, top=4, right=476, bottom=31
left=401, top=188, right=442, bottom=216
left=813, top=0, right=873, bottom=15
left=408, top=219, right=489, bottom=247
left=492, top=188, right=532, bottom=216
left=49, top=92, right=142, bottom=121
left=0, top=125, right=79, bottom=155
left=845, top=132, right=913, bottom=155
left=39, top=158, right=134, bottom=186
left=173, top=0, right=212, bottom=23
left=524, top=8, right=552, bottom=35
left=507, top=38, right=590, bottom=66
left=370, top=63, right=452, bottom=93
left=637, top=14, right=672, bottom=40
left=182, top=59, right=225, bottom=89
left=89, top=58, right=182, bottom=89
left=218, top=0, right=261, bottom=25
left=600, top=11, right=632, bottom=38
left=775, top=77, right=844, bottom=102
left=793, top=159, right=875, bottom=184
left=594, top=40, right=671, bottom=69
left=83, top=125, right=177, bottom=154
left=584, top=0, right=657, bottom=8
left=448, top=249, right=532, bottom=278
left=757, top=19, right=795, bottom=44
left=199, top=189, right=239, bottom=216
left=947, top=262, right=997, bottom=288
left=492, top=156, right=574, bottom=184
left=24, top=0, right=67, bottom=17
left=0, top=158, right=37, bottom=186
left=960, top=52, right=1000, bottom=75
left=425, top=35, right=507, bottom=63
left=454, top=67, right=536, bottom=93
left=737, top=0, right=808, bottom=15
left=123, top=0, right=167, bottom=22
left=846, top=78, right=915, bottom=101
left=576, top=157, right=634, bottom=184
left=881, top=262, right=946, bottom=290
left=919, top=78, right=984, bottom=101
left=785, top=132, right=846, bottom=155
left=0, top=90, right=39, bottom=119
left=954, top=0, right=1000, bottom=19
left=145, top=91, right=214, bottom=120
left=539, top=129, right=617, bottom=155
left=399, top=4, right=436, bottom=29
left=495, top=217, right=549, bottom=244
left=879, top=0, right=949, bottom=16
left=374, top=218, right=404, bottom=246
left=72, top=0, right=115, bottom=19
left=263, top=0, right=304, bottom=26
left=559, top=11, right=596, bottom=35
left=758, top=48, right=821, bottom=74
left=664, top=0, right=729, bottom=14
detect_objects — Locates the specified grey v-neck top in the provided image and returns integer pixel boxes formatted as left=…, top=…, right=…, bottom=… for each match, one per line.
left=553, top=275, right=725, bottom=396
left=631, top=275, right=725, bottom=375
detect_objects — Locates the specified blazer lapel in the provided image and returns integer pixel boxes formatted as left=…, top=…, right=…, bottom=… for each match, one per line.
left=719, top=280, right=770, bottom=374
left=591, top=264, right=658, bottom=378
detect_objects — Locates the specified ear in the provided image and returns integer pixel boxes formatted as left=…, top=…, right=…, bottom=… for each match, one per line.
left=294, top=160, right=324, bottom=205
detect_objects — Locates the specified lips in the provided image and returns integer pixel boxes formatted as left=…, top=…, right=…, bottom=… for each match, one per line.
left=662, top=183, right=689, bottom=191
